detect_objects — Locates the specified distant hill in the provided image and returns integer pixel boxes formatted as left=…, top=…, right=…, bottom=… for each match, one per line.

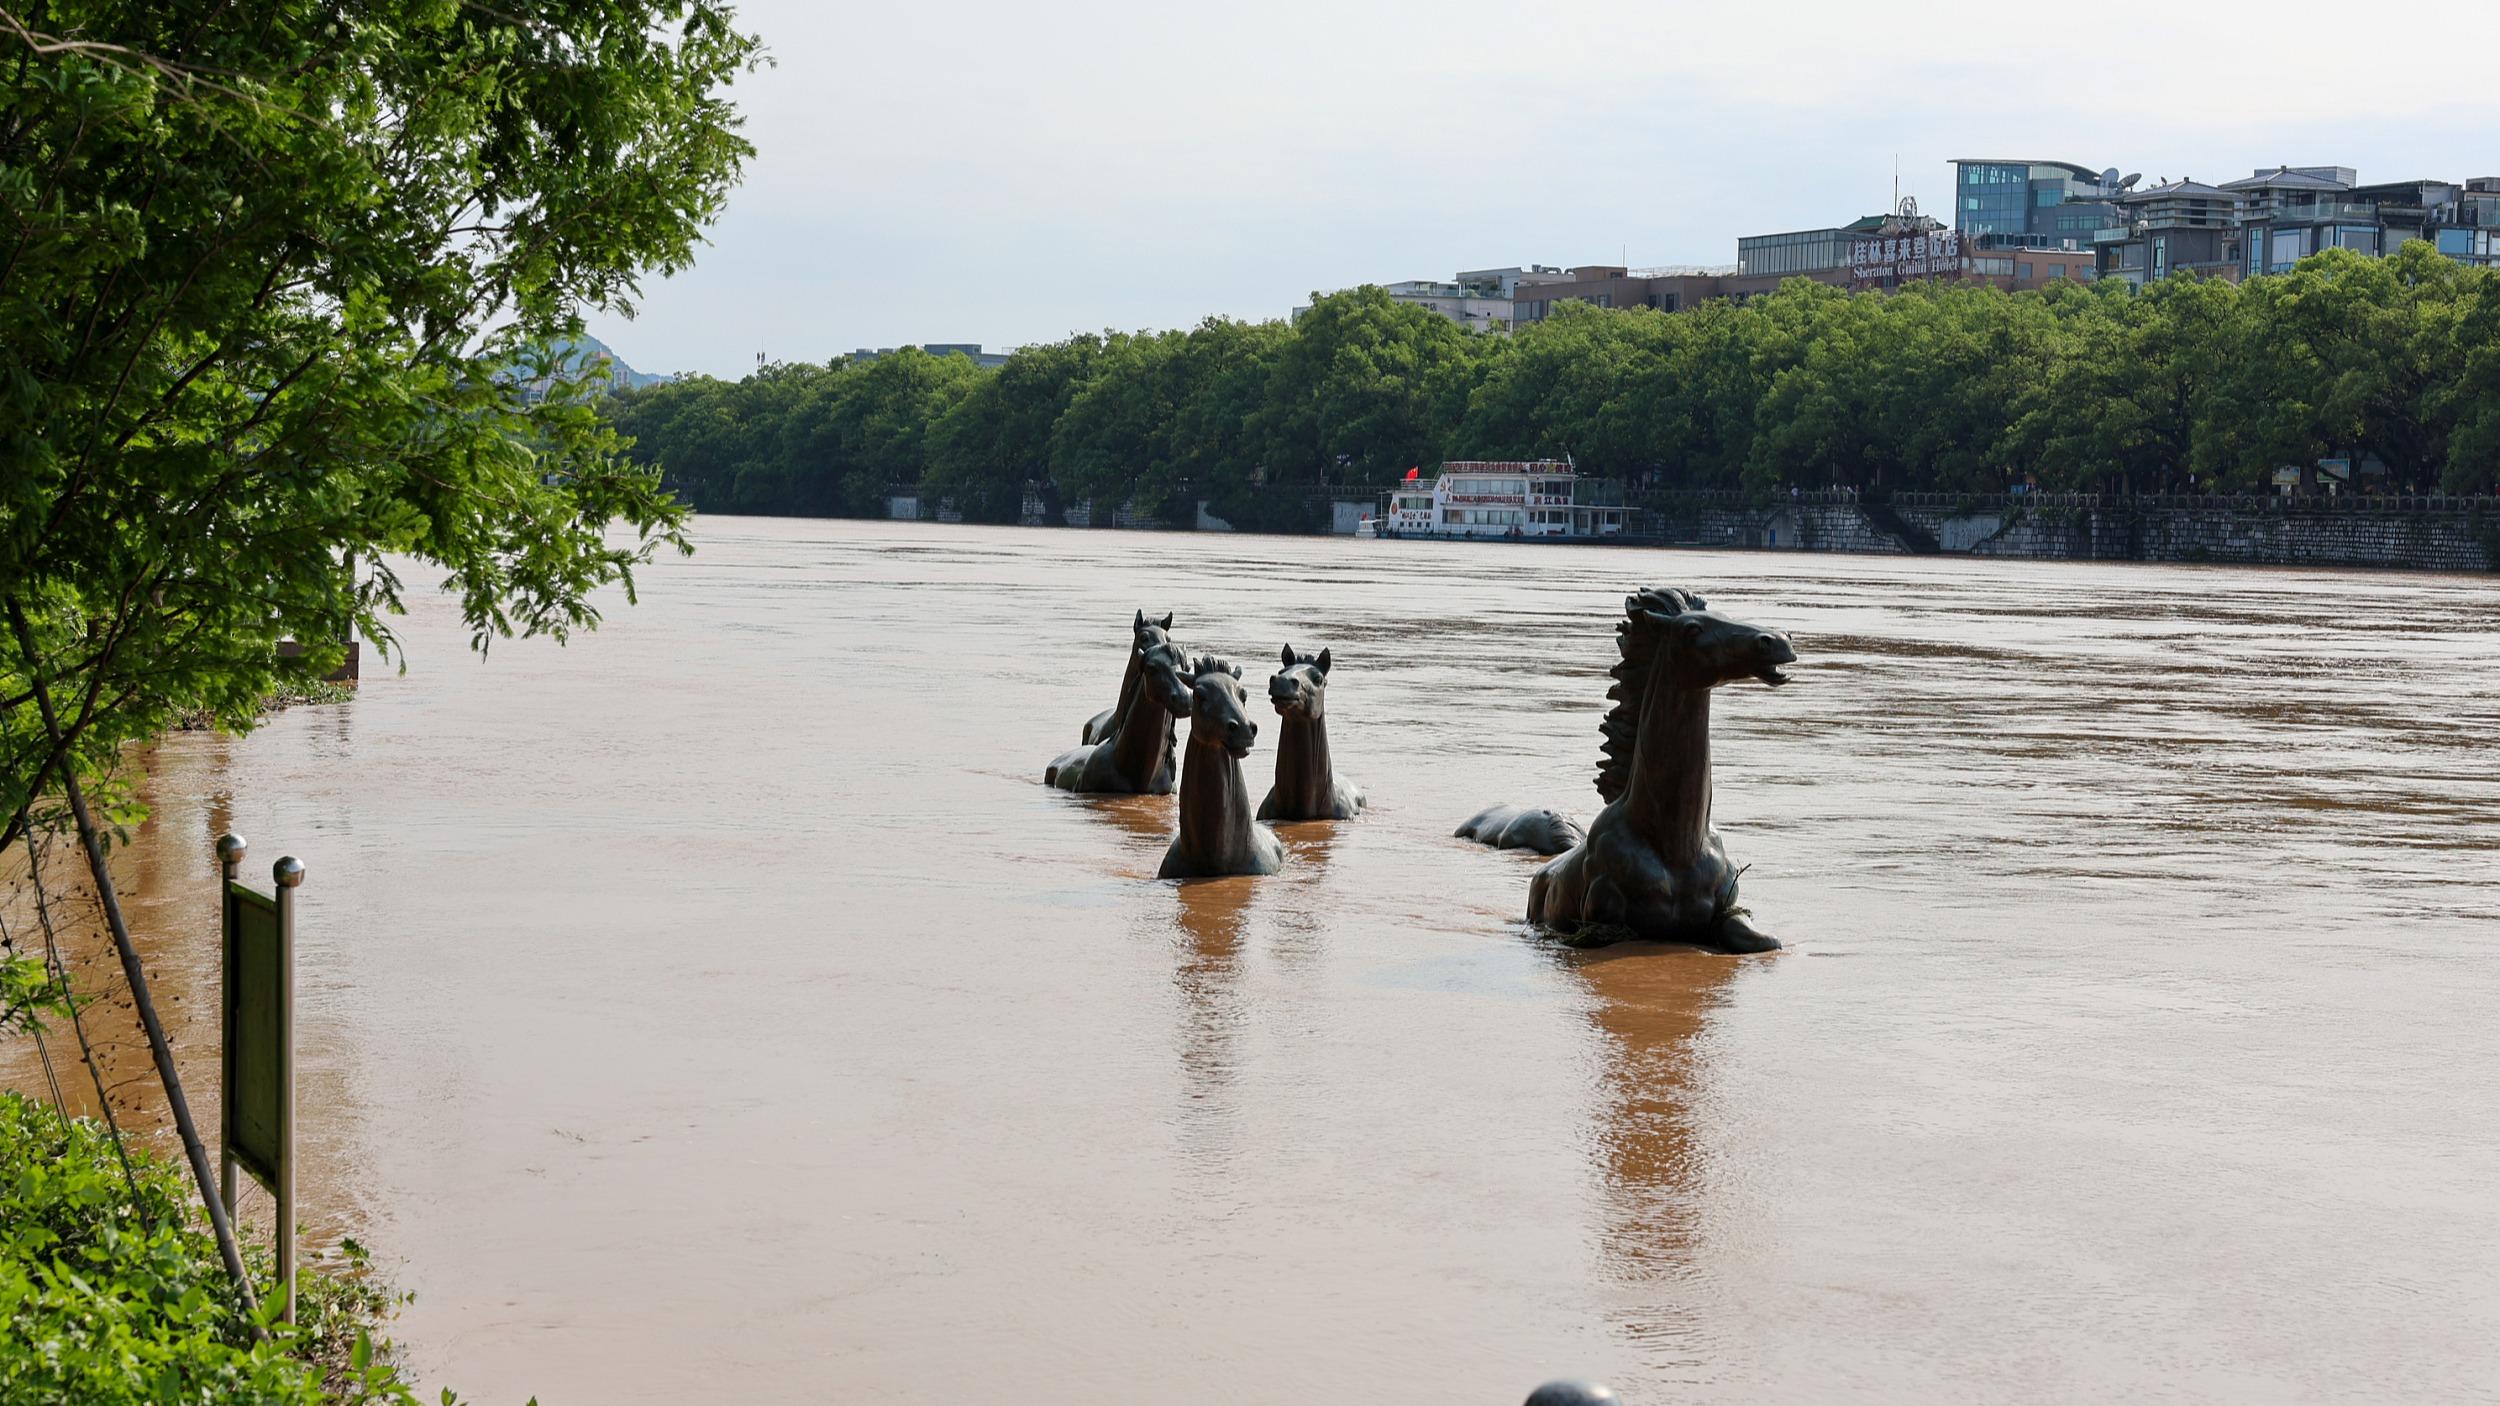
left=562, top=333, right=669, bottom=391
left=507, top=333, right=669, bottom=399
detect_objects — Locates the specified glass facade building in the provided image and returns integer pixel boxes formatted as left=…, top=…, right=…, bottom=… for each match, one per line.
left=1736, top=227, right=1856, bottom=277
left=1952, top=159, right=2120, bottom=250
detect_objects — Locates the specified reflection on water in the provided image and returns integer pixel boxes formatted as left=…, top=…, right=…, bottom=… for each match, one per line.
left=1167, top=877, right=1251, bottom=1176
left=7, top=519, right=2498, bottom=1404
left=1573, top=948, right=1736, bottom=1272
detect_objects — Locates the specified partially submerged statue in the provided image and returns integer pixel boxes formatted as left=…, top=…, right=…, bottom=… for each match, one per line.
left=1047, top=637, right=1186, bottom=794
left=1159, top=655, right=1285, bottom=878
left=1455, top=804, right=1584, bottom=856
left=1258, top=646, right=1363, bottom=822
left=1526, top=588, right=1796, bottom=953
left=1081, top=610, right=1175, bottom=745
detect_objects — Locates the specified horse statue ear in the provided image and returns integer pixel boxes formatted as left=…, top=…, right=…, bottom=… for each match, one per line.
left=1158, top=612, right=1173, bottom=629
left=1315, top=648, right=1331, bottom=675
left=1134, top=609, right=1148, bottom=630
left=1227, top=661, right=1242, bottom=678
left=1281, top=644, right=1296, bottom=669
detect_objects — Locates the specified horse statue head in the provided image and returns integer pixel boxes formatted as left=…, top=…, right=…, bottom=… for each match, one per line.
left=1258, top=644, right=1362, bottom=822
left=1080, top=610, right=1181, bottom=748
left=1134, top=634, right=1195, bottom=713
left=1158, top=653, right=1285, bottom=878
left=1162, top=654, right=1258, bottom=757
left=1267, top=645, right=1332, bottom=721
left=1596, top=587, right=1795, bottom=803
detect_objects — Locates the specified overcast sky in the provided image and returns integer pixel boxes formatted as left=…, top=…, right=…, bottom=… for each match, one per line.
left=587, top=0, right=2500, bottom=379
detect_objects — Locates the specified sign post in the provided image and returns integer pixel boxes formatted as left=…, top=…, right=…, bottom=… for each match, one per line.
left=217, top=834, right=301, bottom=1325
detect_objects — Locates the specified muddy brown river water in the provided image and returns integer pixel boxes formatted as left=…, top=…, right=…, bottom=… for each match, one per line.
left=10, top=518, right=2500, bottom=1403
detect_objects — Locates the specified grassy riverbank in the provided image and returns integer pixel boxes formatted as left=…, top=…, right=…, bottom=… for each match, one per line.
left=0, top=1091, right=468, bottom=1405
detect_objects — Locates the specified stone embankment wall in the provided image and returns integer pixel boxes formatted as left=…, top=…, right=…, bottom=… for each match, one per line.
left=1640, top=493, right=2496, bottom=573
left=1962, top=503, right=2493, bottom=572
left=885, top=483, right=2496, bottom=573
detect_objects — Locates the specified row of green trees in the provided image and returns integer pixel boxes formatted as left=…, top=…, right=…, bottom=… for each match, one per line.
left=609, top=243, right=2500, bottom=527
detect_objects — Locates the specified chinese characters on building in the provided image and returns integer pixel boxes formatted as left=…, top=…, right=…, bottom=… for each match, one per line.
left=1850, top=230, right=1964, bottom=282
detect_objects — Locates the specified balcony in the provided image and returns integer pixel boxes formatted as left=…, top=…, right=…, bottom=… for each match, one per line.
left=2263, top=201, right=2396, bottom=223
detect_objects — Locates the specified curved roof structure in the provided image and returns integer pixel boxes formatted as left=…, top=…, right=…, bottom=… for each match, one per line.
left=1951, top=158, right=2107, bottom=183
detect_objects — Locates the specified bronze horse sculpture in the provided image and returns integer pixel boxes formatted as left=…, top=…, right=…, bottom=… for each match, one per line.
left=1258, top=646, right=1364, bottom=822
left=1081, top=610, right=1175, bottom=745
left=1047, top=635, right=1187, bottom=794
left=1525, top=587, right=1796, bottom=953
left=1455, top=804, right=1584, bottom=855
left=1159, top=655, right=1286, bottom=879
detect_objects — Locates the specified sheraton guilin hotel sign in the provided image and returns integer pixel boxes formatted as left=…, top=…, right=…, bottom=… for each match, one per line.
left=1850, top=229, right=1965, bottom=283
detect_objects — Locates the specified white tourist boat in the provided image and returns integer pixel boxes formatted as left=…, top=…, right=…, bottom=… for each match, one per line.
left=1369, top=460, right=1630, bottom=540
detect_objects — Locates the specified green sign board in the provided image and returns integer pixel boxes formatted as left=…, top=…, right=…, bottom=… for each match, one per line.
left=219, top=839, right=302, bottom=1325
left=222, top=881, right=287, bottom=1192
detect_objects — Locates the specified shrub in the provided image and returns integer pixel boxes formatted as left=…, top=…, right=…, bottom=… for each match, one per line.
left=0, top=1090, right=468, bottom=1405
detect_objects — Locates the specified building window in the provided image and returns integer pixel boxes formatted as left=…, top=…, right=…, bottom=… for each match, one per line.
left=2018, top=261, right=2035, bottom=279
left=2048, top=265, right=2067, bottom=280
left=2152, top=238, right=2166, bottom=279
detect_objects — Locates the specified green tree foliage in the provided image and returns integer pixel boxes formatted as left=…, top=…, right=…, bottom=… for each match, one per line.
left=2448, top=272, right=2500, bottom=493
left=928, top=335, right=1113, bottom=522
left=2008, top=277, right=2238, bottom=494
left=1243, top=286, right=1478, bottom=489
left=611, top=253, right=2500, bottom=527
left=0, top=1, right=762, bottom=831
left=1458, top=302, right=1689, bottom=483
left=1050, top=318, right=1289, bottom=521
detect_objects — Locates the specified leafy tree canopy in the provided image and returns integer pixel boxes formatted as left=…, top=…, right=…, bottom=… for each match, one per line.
left=0, top=0, right=762, bottom=832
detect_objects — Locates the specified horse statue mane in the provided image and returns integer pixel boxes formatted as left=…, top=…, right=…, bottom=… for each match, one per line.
left=1594, top=587, right=1708, bottom=804
left=1186, top=653, right=1242, bottom=683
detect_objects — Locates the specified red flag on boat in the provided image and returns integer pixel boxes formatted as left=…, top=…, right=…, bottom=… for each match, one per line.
left=1405, top=466, right=1420, bottom=480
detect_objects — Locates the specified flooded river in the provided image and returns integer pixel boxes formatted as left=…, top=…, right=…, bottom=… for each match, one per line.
left=12, top=519, right=2500, bottom=1403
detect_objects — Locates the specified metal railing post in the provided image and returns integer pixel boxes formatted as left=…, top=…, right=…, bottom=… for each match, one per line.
left=215, top=833, right=244, bottom=1221
left=272, top=855, right=304, bottom=1327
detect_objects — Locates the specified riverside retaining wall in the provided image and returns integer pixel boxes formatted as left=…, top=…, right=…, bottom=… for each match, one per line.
left=1636, top=492, right=2496, bottom=573
left=883, top=484, right=2497, bottom=573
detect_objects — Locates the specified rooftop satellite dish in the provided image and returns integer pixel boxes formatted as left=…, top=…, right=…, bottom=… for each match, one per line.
left=2102, top=167, right=2121, bottom=186
left=2120, top=173, right=2142, bottom=189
